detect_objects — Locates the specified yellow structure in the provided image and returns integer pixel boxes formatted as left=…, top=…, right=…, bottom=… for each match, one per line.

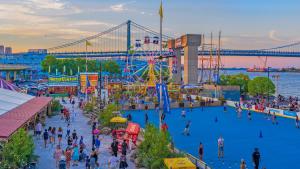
left=164, top=157, right=196, bottom=169
left=146, top=59, right=157, bottom=88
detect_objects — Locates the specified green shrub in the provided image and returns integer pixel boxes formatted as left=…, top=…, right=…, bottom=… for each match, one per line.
left=51, top=100, right=62, bottom=112
left=137, top=124, right=173, bottom=168
left=98, top=103, right=119, bottom=127
left=0, top=128, right=34, bottom=168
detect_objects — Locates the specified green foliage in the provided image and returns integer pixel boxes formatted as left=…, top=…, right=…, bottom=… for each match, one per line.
left=102, top=60, right=121, bottom=74
left=137, top=124, right=177, bottom=169
left=98, top=103, right=119, bottom=127
left=41, top=55, right=121, bottom=75
left=220, top=73, right=250, bottom=94
left=248, top=76, right=275, bottom=96
left=84, top=97, right=97, bottom=113
left=0, top=128, right=34, bottom=169
left=51, top=99, right=62, bottom=112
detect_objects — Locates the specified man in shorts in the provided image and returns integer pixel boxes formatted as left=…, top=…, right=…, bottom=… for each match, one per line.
left=218, top=135, right=224, bottom=159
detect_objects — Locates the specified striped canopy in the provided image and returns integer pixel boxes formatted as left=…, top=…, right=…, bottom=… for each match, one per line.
left=0, top=78, right=20, bottom=91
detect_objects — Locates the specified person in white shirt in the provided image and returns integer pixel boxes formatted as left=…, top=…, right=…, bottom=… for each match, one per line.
left=218, top=135, right=224, bottom=159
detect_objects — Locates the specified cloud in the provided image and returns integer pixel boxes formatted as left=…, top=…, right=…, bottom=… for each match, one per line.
left=25, top=0, right=66, bottom=10
left=109, top=1, right=136, bottom=12
left=69, top=21, right=115, bottom=27
left=269, top=30, right=283, bottom=42
left=110, top=4, right=126, bottom=12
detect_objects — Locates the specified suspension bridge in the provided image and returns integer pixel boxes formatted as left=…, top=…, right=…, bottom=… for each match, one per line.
left=45, top=20, right=300, bottom=58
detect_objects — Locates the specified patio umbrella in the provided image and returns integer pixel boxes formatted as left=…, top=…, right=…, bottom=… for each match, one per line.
left=110, top=116, right=127, bottom=123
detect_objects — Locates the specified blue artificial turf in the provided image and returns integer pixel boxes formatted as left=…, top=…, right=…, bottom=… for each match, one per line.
left=124, top=106, right=300, bottom=169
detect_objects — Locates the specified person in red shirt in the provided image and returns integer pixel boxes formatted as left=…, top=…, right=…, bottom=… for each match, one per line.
left=161, top=122, right=168, bottom=132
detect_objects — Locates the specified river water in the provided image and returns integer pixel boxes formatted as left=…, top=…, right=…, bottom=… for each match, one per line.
left=198, top=69, right=300, bottom=97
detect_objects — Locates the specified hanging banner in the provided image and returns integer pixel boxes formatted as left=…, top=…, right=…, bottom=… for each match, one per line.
left=80, top=73, right=98, bottom=94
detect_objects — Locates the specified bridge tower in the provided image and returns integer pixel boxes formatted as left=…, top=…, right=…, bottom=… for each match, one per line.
left=169, top=34, right=201, bottom=85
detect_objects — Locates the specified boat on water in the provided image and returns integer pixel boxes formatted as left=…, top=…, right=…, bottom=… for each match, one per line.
left=247, top=67, right=268, bottom=72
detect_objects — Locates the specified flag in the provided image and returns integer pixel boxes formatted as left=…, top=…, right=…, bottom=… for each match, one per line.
left=86, top=40, right=92, bottom=46
left=159, top=0, right=163, bottom=19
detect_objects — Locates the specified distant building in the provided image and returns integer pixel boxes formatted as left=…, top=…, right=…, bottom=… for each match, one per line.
left=5, top=47, right=12, bottom=55
left=0, top=45, right=4, bottom=55
left=28, top=49, right=47, bottom=54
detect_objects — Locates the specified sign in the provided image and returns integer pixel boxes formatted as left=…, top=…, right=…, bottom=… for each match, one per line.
left=48, top=75, right=78, bottom=86
left=49, top=75, right=77, bottom=82
left=80, top=73, right=98, bottom=93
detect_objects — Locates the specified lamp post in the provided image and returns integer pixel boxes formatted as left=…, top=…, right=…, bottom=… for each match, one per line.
left=267, top=67, right=271, bottom=105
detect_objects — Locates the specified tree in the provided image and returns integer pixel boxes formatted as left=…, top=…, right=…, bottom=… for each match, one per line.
left=248, top=76, right=275, bottom=96
left=137, top=124, right=174, bottom=169
left=220, top=73, right=250, bottom=94
left=98, top=103, right=119, bottom=127
left=41, top=56, right=121, bottom=75
left=102, top=61, right=121, bottom=74
left=41, top=55, right=57, bottom=72
left=0, top=128, right=34, bottom=169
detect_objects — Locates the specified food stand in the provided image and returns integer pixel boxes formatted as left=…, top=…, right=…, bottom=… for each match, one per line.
left=48, top=75, right=78, bottom=95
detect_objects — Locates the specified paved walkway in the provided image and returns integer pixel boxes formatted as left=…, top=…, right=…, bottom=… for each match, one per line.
left=34, top=98, right=136, bottom=169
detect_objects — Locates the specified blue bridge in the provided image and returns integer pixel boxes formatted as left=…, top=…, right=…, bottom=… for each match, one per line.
left=43, top=20, right=300, bottom=58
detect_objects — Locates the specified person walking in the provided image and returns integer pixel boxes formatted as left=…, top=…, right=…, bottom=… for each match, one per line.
left=252, top=148, right=261, bottom=169
left=145, top=113, right=149, bottom=124
left=218, top=135, right=224, bottom=159
left=51, top=127, right=56, bottom=145
left=59, top=153, right=66, bottom=169
left=198, top=142, right=204, bottom=161
left=66, top=123, right=70, bottom=138
left=119, top=154, right=128, bottom=169
left=35, top=121, right=42, bottom=139
left=57, top=127, right=63, bottom=146
left=65, top=147, right=72, bottom=169
left=121, top=140, right=128, bottom=155
left=54, top=145, right=63, bottom=168
left=183, top=120, right=191, bottom=136
left=72, top=144, right=79, bottom=166
left=111, top=139, right=119, bottom=157
left=43, top=129, right=49, bottom=148
left=95, top=135, right=101, bottom=150
left=240, top=159, right=246, bottom=169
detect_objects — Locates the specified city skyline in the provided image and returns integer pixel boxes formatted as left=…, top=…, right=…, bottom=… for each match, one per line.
left=0, top=0, right=300, bottom=67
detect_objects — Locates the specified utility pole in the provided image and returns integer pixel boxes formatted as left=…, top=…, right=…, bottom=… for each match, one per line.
left=209, top=32, right=213, bottom=84
left=267, top=67, right=270, bottom=106
left=200, top=34, right=204, bottom=83
left=217, top=31, right=221, bottom=83
left=99, top=62, right=102, bottom=109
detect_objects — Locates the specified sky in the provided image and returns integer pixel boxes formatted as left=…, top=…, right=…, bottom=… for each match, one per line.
left=0, top=0, right=300, bottom=68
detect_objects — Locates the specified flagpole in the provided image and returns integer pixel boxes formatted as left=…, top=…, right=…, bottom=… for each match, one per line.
left=85, top=42, right=88, bottom=102
left=159, top=0, right=163, bottom=130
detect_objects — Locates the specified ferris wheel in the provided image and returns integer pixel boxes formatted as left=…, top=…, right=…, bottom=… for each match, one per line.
left=122, top=36, right=170, bottom=84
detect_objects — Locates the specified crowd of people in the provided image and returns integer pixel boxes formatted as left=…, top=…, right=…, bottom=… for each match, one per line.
left=34, top=96, right=131, bottom=169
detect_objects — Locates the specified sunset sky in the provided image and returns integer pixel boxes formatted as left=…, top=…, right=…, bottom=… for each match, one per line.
left=0, top=0, right=300, bottom=67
